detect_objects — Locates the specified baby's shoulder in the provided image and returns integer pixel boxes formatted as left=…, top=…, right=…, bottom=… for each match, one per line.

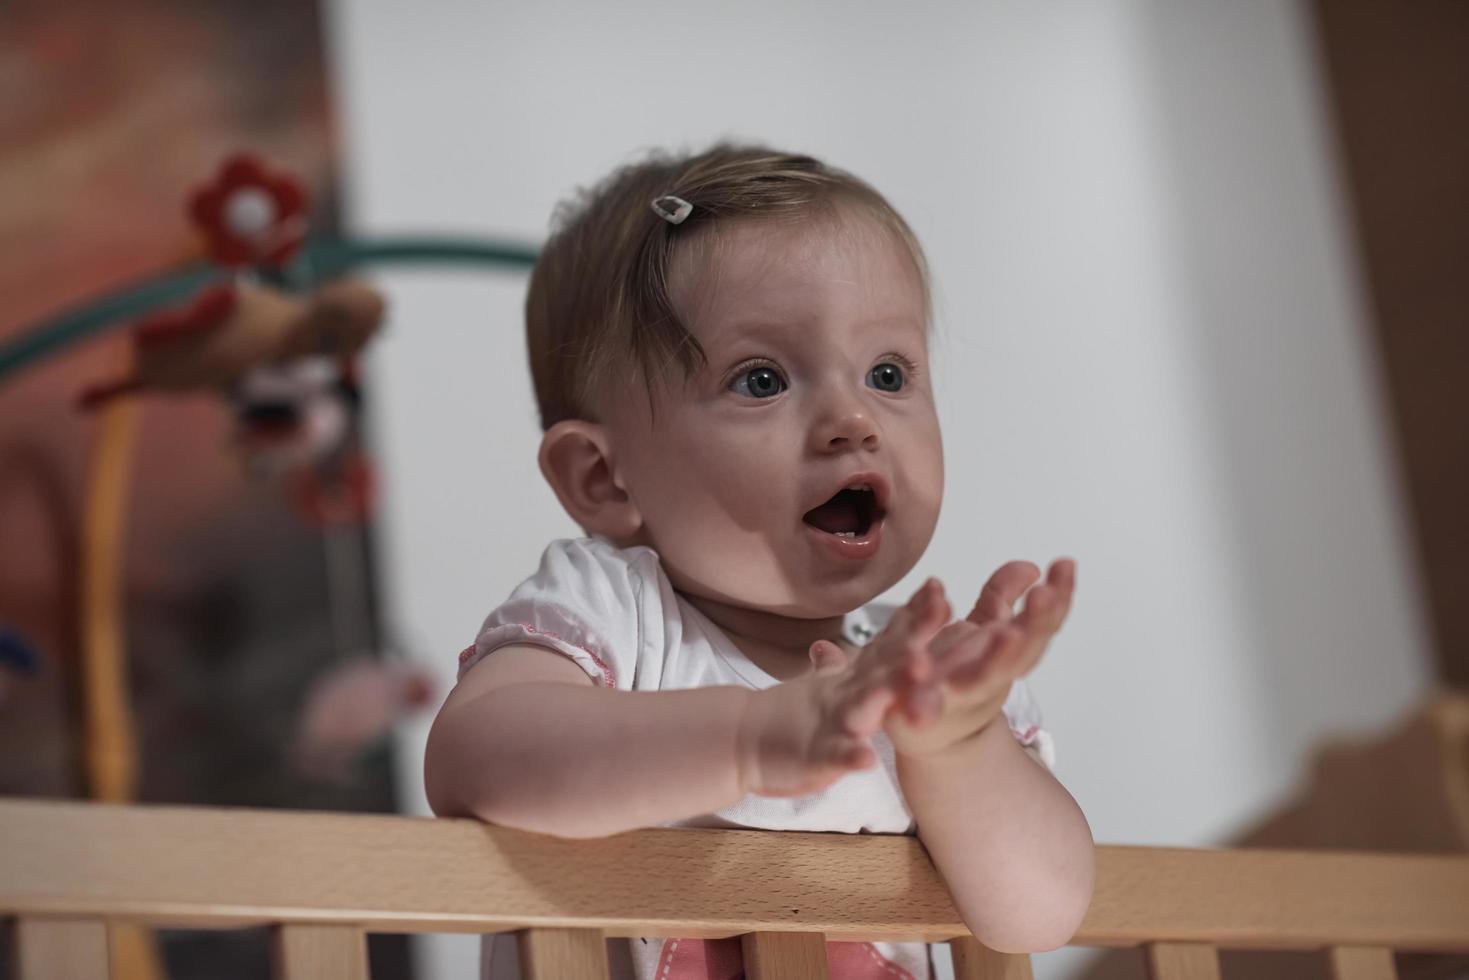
left=526, top=536, right=665, bottom=599
left=461, top=537, right=672, bottom=689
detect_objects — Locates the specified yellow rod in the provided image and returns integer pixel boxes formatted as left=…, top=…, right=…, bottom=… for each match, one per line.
left=80, top=392, right=163, bottom=980
left=80, top=395, right=140, bottom=802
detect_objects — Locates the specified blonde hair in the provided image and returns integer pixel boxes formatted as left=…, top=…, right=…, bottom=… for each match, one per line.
left=525, top=143, right=929, bottom=429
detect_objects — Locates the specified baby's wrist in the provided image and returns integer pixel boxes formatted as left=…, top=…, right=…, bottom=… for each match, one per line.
left=732, top=675, right=819, bottom=796
left=889, top=708, right=1005, bottom=763
left=732, top=683, right=776, bottom=796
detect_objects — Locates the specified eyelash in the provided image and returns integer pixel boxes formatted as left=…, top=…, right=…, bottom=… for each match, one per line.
left=877, top=352, right=921, bottom=383
left=725, top=358, right=782, bottom=392
left=724, top=353, right=922, bottom=392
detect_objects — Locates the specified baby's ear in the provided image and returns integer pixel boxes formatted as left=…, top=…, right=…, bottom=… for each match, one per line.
left=538, top=421, right=642, bottom=540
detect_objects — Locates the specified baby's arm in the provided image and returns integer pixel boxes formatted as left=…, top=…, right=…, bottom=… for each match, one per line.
left=425, top=645, right=750, bottom=837
left=899, top=713, right=1092, bottom=953
left=892, top=566, right=1094, bottom=953
left=425, top=624, right=924, bottom=838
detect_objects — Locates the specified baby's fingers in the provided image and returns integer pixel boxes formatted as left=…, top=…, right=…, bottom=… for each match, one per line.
left=836, top=679, right=897, bottom=736
left=1008, top=560, right=1075, bottom=673
left=900, top=620, right=984, bottom=723
left=967, top=561, right=1042, bottom=626
left=822, top=735, right=876, bottom=772
left=902, top=682, right=944, bottom=727
left=1026, top=560, right=1075, bottom=633
left=867, top=579, right=949, bottom=686
left=808, top=639, right=850, bottom=675
left=908, top=578, right=953, bottom=640
left=944, top=624, right=1024, bottom=689
left=883, top=579, right=950, bottom=648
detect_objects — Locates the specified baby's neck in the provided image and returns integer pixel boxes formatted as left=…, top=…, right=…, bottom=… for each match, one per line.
left=678, top=592, right=853, bottom=682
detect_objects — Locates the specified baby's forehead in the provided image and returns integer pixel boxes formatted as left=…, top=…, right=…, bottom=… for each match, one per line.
left=678, top=204, right=902, bottom=274
left=669, top=210, right=928, bottom=342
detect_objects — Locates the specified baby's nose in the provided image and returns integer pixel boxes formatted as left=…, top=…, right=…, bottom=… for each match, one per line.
left=814, top=408, right=881, bottom=453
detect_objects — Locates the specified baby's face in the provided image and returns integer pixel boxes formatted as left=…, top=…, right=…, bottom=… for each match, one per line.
left=603, top=205, right=944, bottom=618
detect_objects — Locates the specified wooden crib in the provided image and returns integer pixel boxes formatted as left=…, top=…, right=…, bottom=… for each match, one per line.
left=2, top=797, right=1467, bottom=980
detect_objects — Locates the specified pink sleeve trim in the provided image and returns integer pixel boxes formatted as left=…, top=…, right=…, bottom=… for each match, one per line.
left=1009, top=724, right=1056, bottom=769
left=1010, top=723, right=1040, bottom=745
left=513, top=622, right=618, bottom=688
left=458, top=624, right=618, bottom=689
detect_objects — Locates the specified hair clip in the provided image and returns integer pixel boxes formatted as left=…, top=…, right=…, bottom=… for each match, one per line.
left=650, top=195, right=693, bottom=226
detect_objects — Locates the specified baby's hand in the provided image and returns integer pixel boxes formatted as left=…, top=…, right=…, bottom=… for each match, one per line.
left=735, top=580, right=949, bottom=798
left=883, top=559, right=1076, bottom=758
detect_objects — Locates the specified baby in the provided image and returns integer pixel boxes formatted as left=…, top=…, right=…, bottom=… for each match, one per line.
left=425, top=144, right=1095, bottom=980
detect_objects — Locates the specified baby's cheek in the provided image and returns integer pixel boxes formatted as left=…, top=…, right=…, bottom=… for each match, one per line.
left=915, top=465, right=944, bottom=525
left=658, top=477, right=802, bottom=600
left=679, top=435, right=789, bottom=515
left=906, top=424, right=945, bottom=522
left=642, top=449, right=786, bottom=548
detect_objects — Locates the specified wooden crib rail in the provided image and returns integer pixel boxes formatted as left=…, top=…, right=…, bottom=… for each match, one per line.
left=2, top=798, right=1468, bottom=979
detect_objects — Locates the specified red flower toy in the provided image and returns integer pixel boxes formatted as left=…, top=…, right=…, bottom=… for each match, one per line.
left=189, top=153, right=309, bottom=267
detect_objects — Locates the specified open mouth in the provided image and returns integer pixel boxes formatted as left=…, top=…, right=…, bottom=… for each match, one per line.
left=802, top=483, right=885, bottom=538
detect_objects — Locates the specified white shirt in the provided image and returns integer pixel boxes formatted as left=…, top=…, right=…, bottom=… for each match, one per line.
left=458, top=537, right=1055, bottom=980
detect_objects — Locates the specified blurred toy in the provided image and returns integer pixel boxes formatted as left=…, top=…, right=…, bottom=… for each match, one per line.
left=293, top=658, right=435, bottom=783
left=79, top=278, right=383, bottom=397
left=78, top=277, right=384, bottom=471
left=63, top=153, right=393, bottom=825
left=189, top=153, right=308, bottom=268
left=77, top=152, right=385, bottom=475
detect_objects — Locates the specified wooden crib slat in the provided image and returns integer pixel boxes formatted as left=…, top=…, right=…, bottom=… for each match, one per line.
left=107, top=922, right=165, bottom=980
left=741, top=931, right=830, bottom=979
left=1145, top=941, right=1221, bottom=980
left=516, top=927, right=610, bottom=980
left=949, top=935, right=1033, bottom=979
left=6, top=800, right=1469, bottom=950
left=11, top=917, right=110, bottom=980
left=1327, top=945, right=1398, bottom=980
left=271, top=923, right=368, bottom=980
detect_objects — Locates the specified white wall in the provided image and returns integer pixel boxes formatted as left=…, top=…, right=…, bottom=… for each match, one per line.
left=324, top=2, right=1435, bottom=977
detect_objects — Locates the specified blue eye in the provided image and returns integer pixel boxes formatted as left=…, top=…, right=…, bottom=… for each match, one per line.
left=733, top=366, right=786, bottom=398
left=868, top=362, right=904, bottom=392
